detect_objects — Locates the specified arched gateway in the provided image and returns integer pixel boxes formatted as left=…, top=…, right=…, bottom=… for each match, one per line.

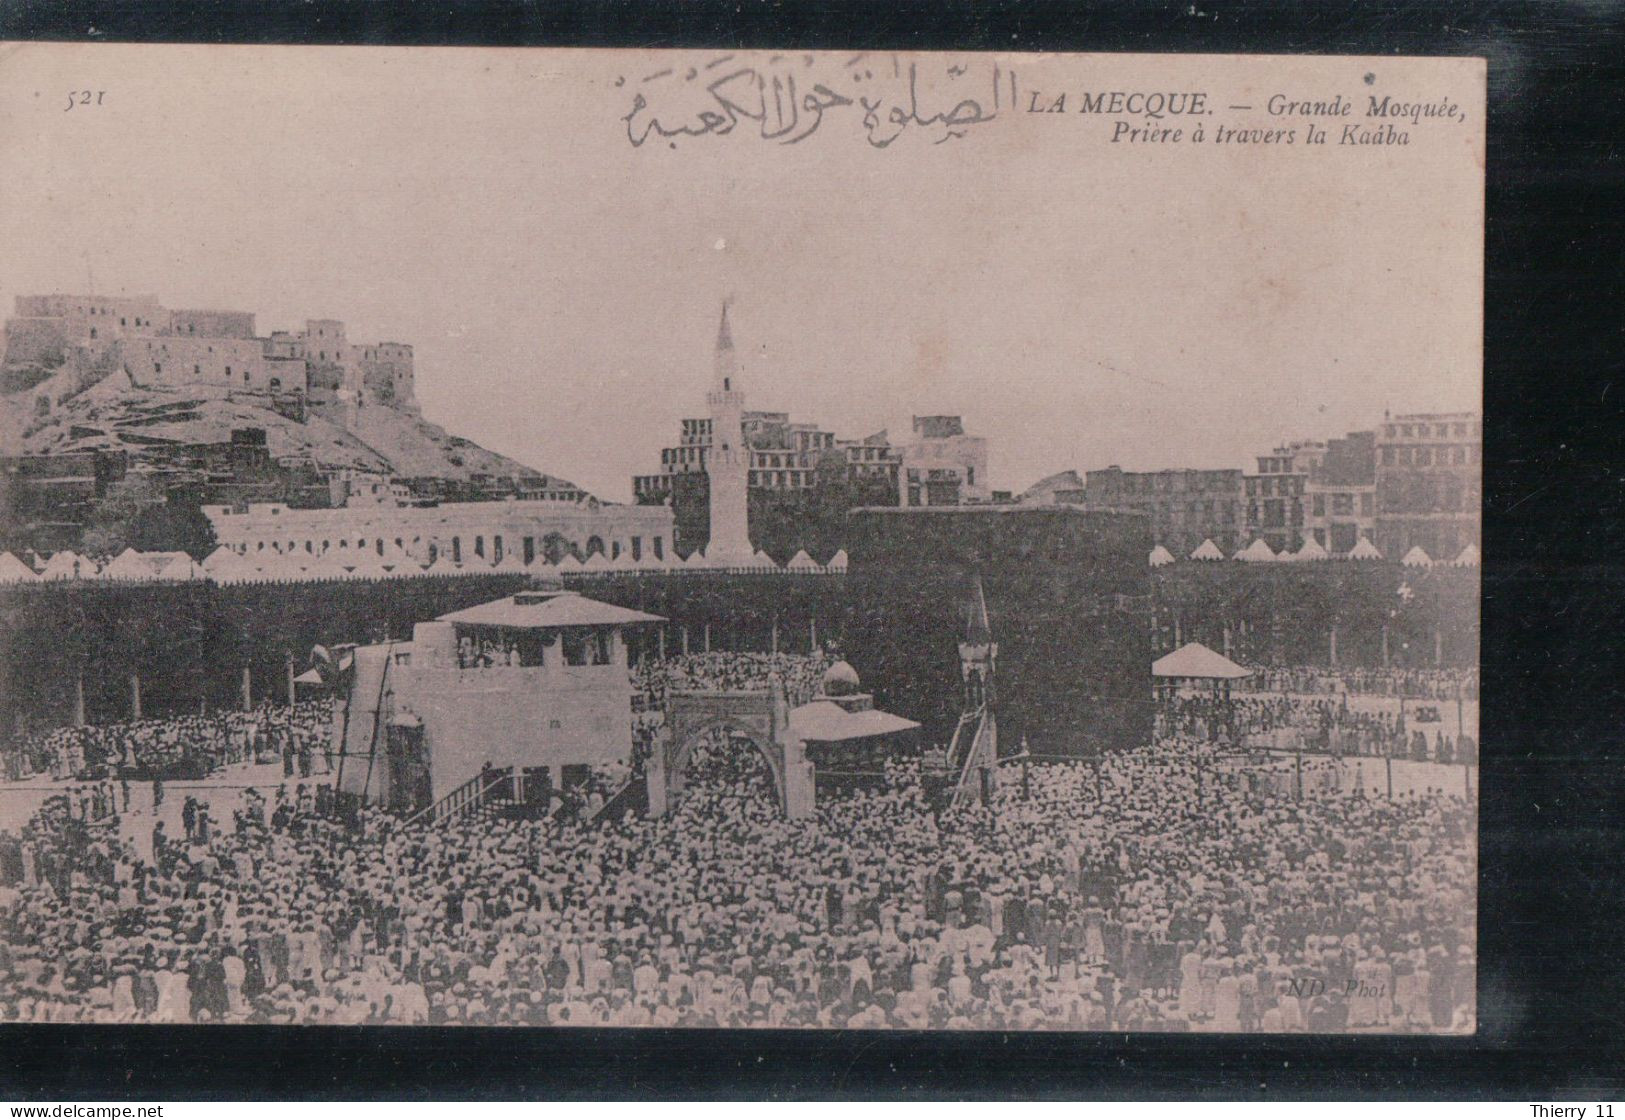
left=651, top=661, right=920, bottom=820
left=652, top=685, right=816, bottom=818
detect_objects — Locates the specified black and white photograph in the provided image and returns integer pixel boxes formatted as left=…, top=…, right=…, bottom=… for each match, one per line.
left=0, top=45, right=1483, bottom=1034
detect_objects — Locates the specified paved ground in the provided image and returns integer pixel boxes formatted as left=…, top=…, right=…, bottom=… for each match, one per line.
left=0, top=758, right=335, bottom=861
left=1234, top=689, right=1479, bottom=741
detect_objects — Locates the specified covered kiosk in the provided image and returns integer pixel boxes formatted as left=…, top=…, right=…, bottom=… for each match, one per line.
left=1152, top=641, right=1253, bottom=700
left=788, top=660, right=921, bottom=798
left=335, top=580, right=664, bottom=813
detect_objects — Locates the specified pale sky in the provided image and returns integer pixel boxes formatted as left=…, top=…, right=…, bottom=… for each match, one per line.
left=0, top=45, right=1483, bottom=501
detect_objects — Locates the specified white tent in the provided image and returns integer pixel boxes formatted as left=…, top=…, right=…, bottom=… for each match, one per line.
left=1401, top=545, right=1433, bottom=568
left=580, top=550, right=611, bottom=571
left=1453, top=542, right=1481, bottom=567
left=40, top=550, right=96, bottom=581
left=786, top=549, right=821, bottom=572
left=751, top=549, right=778, bottom=570
left=158, top=554, right=207, bottom=581
left=1149, top=545, right=1176, bottom=567
left=826, top=549, right=849, bottom=573
left=103, top=547, right=156, bottom=581
left=1294, top=536, right=1329, bottom=562
left=1235, top=539, right=1277, bottom=563
left=426, top=553, right=462, bottom=577
left=1347, top=536, right=1383, bottom=561
left=556, top=552, right=584, bottom=570
left=493, top=548, right=529, bottom=573
left=0, top=552, right=40, bottom=583
left=1189, top=539, right=1224, bottom=562
left=202, top=545, right=241, bottom=572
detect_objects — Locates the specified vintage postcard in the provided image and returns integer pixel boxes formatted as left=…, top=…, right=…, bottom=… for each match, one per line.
left=0, top=45, right=1481, bottom=1031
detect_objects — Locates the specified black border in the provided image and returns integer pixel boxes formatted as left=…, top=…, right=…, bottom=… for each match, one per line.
left=1, top=0, right=1623, bottom=1100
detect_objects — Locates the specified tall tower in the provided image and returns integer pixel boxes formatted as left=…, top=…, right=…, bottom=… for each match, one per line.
left=704, top=301, right=755, bottom=565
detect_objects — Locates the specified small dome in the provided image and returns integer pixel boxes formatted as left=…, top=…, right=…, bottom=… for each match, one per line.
left=822, top=660, right=861, bottom=696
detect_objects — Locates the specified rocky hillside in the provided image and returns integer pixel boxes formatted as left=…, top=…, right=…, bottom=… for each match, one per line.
left=2, top=375, right=565, bottom=488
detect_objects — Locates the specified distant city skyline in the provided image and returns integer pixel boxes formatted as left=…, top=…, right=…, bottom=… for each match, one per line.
left=0, top=46, right=1481, bottom=502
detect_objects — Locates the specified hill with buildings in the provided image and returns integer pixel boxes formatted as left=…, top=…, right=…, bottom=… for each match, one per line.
left=0, top=293, right=587, bottom=552
left=4, top=380, right=544, bottom=484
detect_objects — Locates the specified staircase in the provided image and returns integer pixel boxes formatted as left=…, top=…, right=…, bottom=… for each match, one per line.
left=947, top=705, right=997, bottom=812
left=404, top=766, right=518, bottom=828
left=589, top=777, right=648, bottom=825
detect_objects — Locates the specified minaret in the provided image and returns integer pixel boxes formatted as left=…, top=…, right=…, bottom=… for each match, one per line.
left=704, top=301, right=755, bottom=566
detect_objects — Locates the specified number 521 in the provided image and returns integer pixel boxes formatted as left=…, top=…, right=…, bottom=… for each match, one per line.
left=64, top=90, right=106, bottom=111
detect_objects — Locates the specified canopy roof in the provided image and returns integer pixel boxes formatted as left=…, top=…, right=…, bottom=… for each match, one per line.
left=103, top=548, right=157, bottom=580
left=1152, top=641, right=1253, bottom=680
left=158, top=555, right=206, bottom=580
left=1235, top=538, right=1276, bottom=562
left=437, top=589, right=664, bottom=630
left=1294, top=536, right=1329, bottom=562
left=1149, top=545, right=1176, bottom=567
left=40, top=550, right=95, bottom=579
left=202, top=545, right=241, bottom=571
left=1453, top=542, right=1480, bottom=567
left=1189, top=539, right=1224, bottom=562
left=786, top=549, right=820, bottom=571
left=1347, top=536, right=1383, bottom=560
left=826, top=549, right=849, bottom=571
left=0, top=552, right=39, bottom=583
left=1401, top=545, right=1434, bottom=568
left=789, top=700, right=920, bottom=743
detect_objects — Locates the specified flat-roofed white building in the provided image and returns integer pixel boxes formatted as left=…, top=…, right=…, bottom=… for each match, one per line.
left=203, top=496, right=675, bottom=569
left=336, top=586, right=664, bottom=812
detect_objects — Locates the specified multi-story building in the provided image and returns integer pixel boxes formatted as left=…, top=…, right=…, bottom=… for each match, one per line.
left=634, top=410, right=985, bottom=506
left=899, top=415, right=989, bottom=506
left=1079, top=466, right=1245, bottom=557
left=2, top=295, right=419, bottom=414
left=1305, top=430, right=1377, bottom=553
left=630, top=310, right=988, bottom=556
left=0, top=449, right=129, bottom=551
left=1244, top=442, right=1321, bottom=553
left=1374, top=410, right=1481, bottom=559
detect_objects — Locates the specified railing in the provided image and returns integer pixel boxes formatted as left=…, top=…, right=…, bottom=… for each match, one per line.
left=945, top=709, right=980, bottom=774
left=948, top=709, right=994, bottom=812
left=404, top=765, right=515, bottom=828
left=589, top=777, right=648, bottom=824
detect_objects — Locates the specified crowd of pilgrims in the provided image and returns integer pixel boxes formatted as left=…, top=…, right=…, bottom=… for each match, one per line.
left=2, top=700, right=336, bottom=784
left=1157, top=693, right=1478, bottom=765
left=0, top=653, right=823, bottom=791
left=1248, top=666, right=1477, bottom=701
left=0, top=716, right=1475, bottom=1030
left=634, top=651, right=833, bottom=709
